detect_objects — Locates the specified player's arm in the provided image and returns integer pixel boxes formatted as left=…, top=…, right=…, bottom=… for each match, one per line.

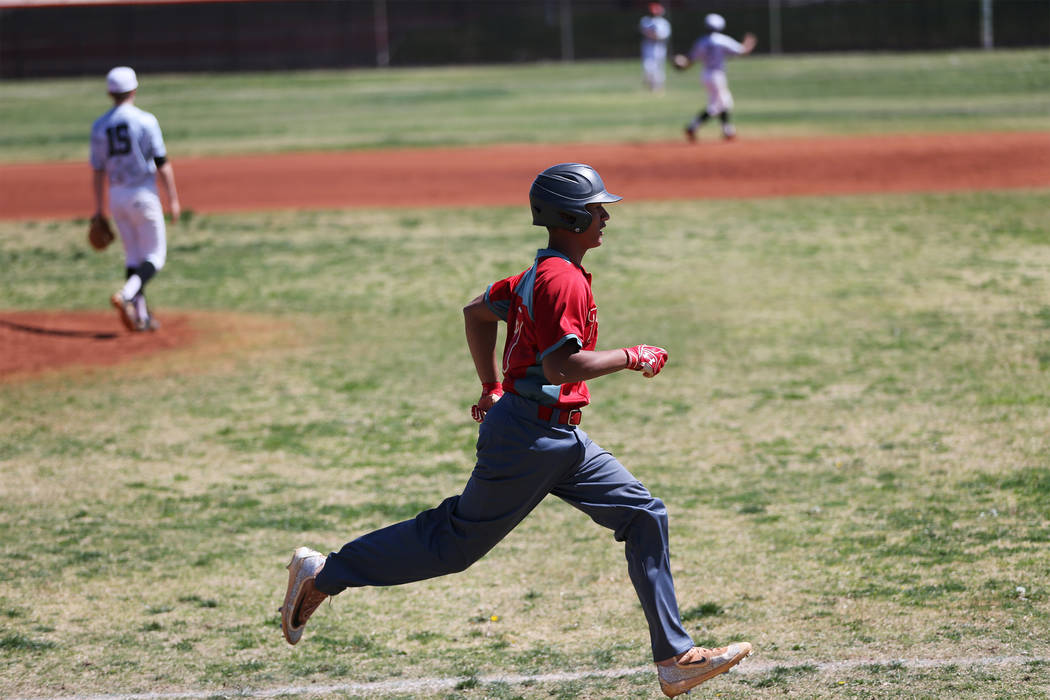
left=156, top=158, right=181, bottom=222
left=542, top=344, right=628, bottom=384
left=92, top=168, right=107, bottom=217
left=542, top=342, right=668, bottom=383
left=464, top=294, right=504, bottom=421
left=464, top=294, right=500, bottom=384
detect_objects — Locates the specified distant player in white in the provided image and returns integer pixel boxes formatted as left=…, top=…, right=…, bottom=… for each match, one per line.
left=674, top=14, right=756, bottom=142
left=639, top=2, right=672, bottom=93
left=90, top=66, right=180, bottom=332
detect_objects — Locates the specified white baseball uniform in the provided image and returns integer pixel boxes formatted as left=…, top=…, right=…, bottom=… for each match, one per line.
left=687, top=32, right=747, bottom=115
left=639, top=14, right=671, bottom=91
left=90, top=102, right=168, bottom=271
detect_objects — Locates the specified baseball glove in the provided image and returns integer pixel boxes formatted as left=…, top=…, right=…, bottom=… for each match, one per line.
left=88, top=214, right=115, bottom=251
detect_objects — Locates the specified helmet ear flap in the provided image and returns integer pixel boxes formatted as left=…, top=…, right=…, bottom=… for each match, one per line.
left=530, top=202, right=590, bottom=232
left=559, top=210, right=589, bottom=233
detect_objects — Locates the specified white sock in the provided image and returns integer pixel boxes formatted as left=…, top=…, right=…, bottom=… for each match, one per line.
left=134, top=294, right=148, bottom=321
left=121, top=274, right=143, bottom=301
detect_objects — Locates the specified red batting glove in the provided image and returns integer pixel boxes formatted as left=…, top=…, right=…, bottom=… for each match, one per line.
left=471, top=381, right=504, bottom=422
left=623, top=345, right=669, bottom=378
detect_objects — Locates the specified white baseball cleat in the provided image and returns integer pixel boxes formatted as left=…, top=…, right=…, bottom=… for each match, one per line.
left=279, top=546, right=328, bottom=645
left=136, top=313, right=161, bottom=332
left=657, top=642, right=753, bottom=697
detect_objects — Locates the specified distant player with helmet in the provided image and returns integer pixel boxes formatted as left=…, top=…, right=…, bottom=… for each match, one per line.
left=674, top=13, right=757, bottom=142
left=639, top=2, right=672, bottom=93
left=90, top=66, right=181, bottom=332
left=279, top=162, right=752, bottom=698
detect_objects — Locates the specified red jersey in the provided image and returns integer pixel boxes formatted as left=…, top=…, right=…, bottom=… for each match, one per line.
left=484, top=249, right=598, bottom=409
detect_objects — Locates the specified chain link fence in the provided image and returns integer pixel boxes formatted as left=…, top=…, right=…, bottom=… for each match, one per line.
left=1, top=0, right=1048, bottom=78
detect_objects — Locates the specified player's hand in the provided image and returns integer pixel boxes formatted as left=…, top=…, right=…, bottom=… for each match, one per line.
left=471, top=382, right=504, bottom=422
left=623, top=345, right=669, bottom=378
left=742, top=33, right=758, bottom=53
left=672, top=54, right=690, bottom=70
left=169, top=199, right=182, bottom=223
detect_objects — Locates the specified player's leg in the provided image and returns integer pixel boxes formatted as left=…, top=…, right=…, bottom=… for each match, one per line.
left=282, top=397, right=579, bottom=643
left=642, top=54, right=656, bottom=90
left=115, top=190, right=167, bottom=330
left=685, top=109, right=711, bottom=142
left=108, top=187, right=142, bottom=330
left=133, top=191, right=167, bottom=329
left=687, top=70, right=723, bottom=142
left=551, top=433, right=751, bottom=696
left=312, top=481, right=548, bottom=591
left=284, top=394, right=582, bottom=645
left=655, top=45, right=667, bottom=90
left=709, top=72, right=737, bottom=140
left=550, top=433, right=693, bottom=661
left=649, top=45, right=667, bottom=93
left=317, top=409, right=576, bottom=588
left=129, top=261, right=160, bottom=330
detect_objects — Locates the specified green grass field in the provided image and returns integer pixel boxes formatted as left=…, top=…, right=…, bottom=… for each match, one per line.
left=2, top=191, right=1050, bottom=698
left=2, top=50, right=1050, bottom=699
left=1, top=49, right=1049, bottom=162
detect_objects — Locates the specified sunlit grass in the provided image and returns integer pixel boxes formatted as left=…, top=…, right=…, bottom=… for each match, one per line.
left=0, top=189, right=1048, bottom=697
left=1, top=48, right=1048, bottom=162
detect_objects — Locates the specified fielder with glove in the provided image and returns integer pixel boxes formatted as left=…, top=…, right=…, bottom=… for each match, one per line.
left=677, top=13, right=757, bottom=142
left=281, top=163, right=752, bottom=698
left=90, top=66, right=180, bottom=332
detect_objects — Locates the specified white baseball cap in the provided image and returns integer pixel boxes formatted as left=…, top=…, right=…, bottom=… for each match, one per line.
left=704, top=13, right=726, bottom=32
left=106, top=66, right=138, bottom=94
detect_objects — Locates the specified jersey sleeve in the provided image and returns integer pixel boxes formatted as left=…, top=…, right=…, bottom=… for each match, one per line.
left=533, top=264, right=589, bottom=360
left=142, top=113, right=167, bottom=160
left=483, top=276, right=515, bottom=322
left=714, top=33, right=746, bottom=55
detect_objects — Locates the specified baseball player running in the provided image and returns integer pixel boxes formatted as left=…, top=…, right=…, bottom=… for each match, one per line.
left=674, top=13, right=756, bottom=142
left=90, top=66, right=180, bottom=332
left=280, top=163, right=752, bottom=698
left=639, top=2, right=672, bottom=93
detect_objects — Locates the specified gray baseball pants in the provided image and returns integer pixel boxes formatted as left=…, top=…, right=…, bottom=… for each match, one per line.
left=313, top=391, right=695, bottom=661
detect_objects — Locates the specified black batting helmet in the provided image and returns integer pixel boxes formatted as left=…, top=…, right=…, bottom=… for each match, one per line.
left=529, top=163, right=622, bottom=233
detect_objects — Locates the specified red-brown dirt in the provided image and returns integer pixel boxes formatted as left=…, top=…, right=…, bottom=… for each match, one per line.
left=1, top=131, right=1048, bottom=219
left=1, top=131, right=1048, bottom=381
left=0, top=309, right=295, bottom=383
left=0, top=310, right=197, bottom=381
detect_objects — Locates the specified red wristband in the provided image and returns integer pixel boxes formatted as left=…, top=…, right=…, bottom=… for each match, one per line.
left=482, top=381, right=502, bottom=395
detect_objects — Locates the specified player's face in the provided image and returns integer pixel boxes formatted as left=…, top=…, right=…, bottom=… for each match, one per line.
left=581, top=203, right=611, bottom=249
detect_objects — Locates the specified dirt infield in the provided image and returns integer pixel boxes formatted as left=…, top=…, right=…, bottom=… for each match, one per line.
left=0, top=310, right=295, bottom=383
left=2, top=131, right=1048, bottom=381
left=0, top=311, right=197, bottom=382
left=1, top=131, right=1048, bottom=219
